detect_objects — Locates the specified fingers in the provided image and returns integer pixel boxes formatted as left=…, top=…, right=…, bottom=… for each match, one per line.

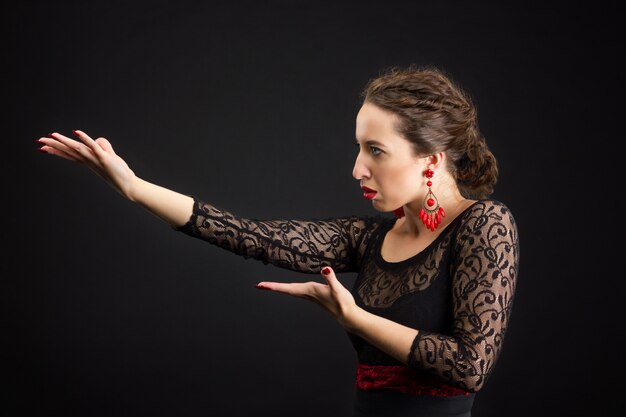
left=255, top=266, right=339, bottom=297
left=256, top=281, right=326, bottom=299
left=95, top=137, right=115, bottom=154
left=37, top=130, right=109, bottom=161
left=36, top=130, right=118, bottom=181
left=256, top=267, right=354, bottom=322
left=70, top=130, right=108, bottom=159
left=37, top=141, right=79, bottom=162
left=320, top=266, right=341, bottom=292
left=39, top=132, right=97, bottom=165
left=37, top=135, right=82, bottom=162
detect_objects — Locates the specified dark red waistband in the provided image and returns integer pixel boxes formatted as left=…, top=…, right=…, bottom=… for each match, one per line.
left=355, top=364, right=470, bottom=397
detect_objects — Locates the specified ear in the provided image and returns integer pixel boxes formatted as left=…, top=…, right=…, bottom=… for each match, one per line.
left=424, top=152, right=446, bottom=171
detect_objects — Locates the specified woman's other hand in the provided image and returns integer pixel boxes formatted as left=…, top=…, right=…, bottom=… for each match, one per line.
left=255, top=266, right=358, bottom=328
left=37, top=130, right=138, bottom=200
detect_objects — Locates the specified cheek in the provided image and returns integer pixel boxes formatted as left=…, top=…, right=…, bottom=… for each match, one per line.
left=379, top=166, right=422, bottom=200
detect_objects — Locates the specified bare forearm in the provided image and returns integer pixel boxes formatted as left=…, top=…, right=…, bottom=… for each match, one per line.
left=345, top=307, right=419, bottom=365
left=128, top=177, right=194, bottom=228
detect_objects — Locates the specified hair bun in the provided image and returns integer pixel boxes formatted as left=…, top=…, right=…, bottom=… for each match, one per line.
left=454, top=128, right=498, bottom=198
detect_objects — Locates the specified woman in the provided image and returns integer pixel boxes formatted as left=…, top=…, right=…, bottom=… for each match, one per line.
left=37, top=66, right=519, bottom=417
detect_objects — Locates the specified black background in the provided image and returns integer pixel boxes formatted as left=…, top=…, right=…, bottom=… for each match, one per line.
left=5, top=1, right=624, bottom=416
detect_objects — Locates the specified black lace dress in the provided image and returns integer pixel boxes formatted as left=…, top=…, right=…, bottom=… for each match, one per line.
left=174, top=198, right=519, bottom=417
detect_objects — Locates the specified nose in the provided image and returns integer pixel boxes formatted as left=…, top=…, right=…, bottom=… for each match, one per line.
left=352, top=151, right=370, bottom=181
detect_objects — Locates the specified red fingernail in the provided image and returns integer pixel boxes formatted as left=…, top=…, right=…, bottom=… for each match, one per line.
left=72, top=130, right=79, bottom=137
left=37, top=148, right=48, bottom=154
left=255, top=284, right=268, bottom=290
left=322, top=267, right=331, bottom=275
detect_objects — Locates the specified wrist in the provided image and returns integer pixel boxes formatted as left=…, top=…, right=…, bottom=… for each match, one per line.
left=125, top=176, right=145, bottom=203
left=341, top=304, right=368, bottom=335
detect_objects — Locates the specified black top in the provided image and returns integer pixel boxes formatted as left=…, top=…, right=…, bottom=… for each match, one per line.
left=174, top=198, right=519, bottom=393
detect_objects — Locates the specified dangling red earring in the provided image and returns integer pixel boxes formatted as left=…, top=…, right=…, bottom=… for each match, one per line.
left=419, top=169, right=445, bottom=231
left=393, top=207, right=405, bottom=218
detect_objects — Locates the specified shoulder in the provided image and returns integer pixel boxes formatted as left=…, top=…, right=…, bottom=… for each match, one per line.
left=452, top=200, right=520, bottom=271
left=457, top=199, right=518, bottom=239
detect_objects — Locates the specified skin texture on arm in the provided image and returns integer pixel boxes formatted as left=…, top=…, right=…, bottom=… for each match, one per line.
left=343, top=298, right=419, bottom=365
left=37, top=130, right=194, bottom=228
left=129, top=177, right=194, bottom=228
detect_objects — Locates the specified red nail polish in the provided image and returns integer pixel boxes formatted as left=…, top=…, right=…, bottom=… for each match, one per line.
left=37, top=148, right=47, bottom=154
left=322, top=267, right=331, bottom=275
left=72, top=130, right=79, bottom=137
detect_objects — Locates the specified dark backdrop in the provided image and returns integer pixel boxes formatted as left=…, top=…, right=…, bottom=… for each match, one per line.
left=5, top=1, right=624, bottom=416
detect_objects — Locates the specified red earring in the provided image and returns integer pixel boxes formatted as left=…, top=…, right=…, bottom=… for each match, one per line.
left=419, top=169, right=445, bottom=231
left=393, top=207, right=405, bottom=218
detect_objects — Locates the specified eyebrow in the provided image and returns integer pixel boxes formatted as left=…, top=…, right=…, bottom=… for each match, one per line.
left=355, top=138, right=386, bottom=147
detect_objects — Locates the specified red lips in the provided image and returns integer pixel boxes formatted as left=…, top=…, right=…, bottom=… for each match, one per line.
left=361, top=186, right=377, bottom=200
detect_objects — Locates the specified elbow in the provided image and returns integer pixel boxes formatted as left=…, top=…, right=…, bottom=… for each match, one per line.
left=452, top=342, right=499, bottom=393
left=409, top=333, right=501, bottom=393
left=455, top=369, right=486, bottom=393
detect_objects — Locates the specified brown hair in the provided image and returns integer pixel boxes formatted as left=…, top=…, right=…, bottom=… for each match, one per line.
left=361, top=65, right=498, bottom=199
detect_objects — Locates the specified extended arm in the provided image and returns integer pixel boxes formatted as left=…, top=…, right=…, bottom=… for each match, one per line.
left=38, top=130, right=380, bottom=274
left=175, top=197, right=379, bottom=273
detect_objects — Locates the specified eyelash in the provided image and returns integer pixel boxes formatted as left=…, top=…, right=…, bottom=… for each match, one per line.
left=354, top=142, right=383, bottom=157
left=370, top=146, right=383, bottom=156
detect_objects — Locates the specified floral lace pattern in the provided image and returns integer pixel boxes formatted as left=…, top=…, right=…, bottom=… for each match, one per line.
left=355, top=230, right=455, bottom=308
left=407, top=201, right=519, bottom=392
left=174, top=198, right=383, bottom=273
left=174, top=198, right=519, bottom=393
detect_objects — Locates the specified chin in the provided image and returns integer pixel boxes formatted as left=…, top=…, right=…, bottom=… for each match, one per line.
left=371, top=199, right=392, bottom=212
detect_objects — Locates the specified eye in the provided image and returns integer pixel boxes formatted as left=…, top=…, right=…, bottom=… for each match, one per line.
left=369, top=146, right=383, bottom=156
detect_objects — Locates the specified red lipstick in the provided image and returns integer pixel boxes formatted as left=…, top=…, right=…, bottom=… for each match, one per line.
left=361, top=186, right=377, bottom=200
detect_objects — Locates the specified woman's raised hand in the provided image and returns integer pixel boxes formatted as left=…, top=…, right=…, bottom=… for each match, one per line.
left=37, top=130, right=138, bottom=200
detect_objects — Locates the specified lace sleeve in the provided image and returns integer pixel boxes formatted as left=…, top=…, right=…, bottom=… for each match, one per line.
left=173, top=197, right=383, bottom=274
left=408, top=200, right=520, bottom=392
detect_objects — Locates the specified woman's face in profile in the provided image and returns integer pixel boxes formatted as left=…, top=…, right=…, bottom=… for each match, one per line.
left=353, top=102, right=425, bottom=212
